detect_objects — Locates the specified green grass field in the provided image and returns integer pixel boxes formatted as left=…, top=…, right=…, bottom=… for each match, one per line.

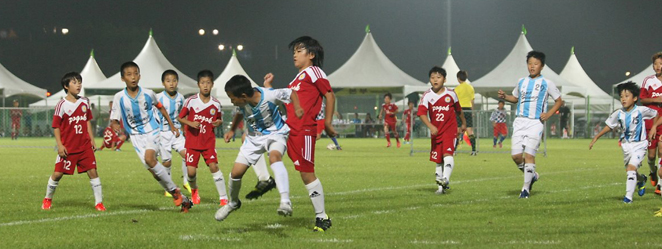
left=0, top=137, right=660, bottom=248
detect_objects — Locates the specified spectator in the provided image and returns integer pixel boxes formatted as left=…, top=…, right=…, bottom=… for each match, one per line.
left=364, top=112, right=375, bottom=138
left=352, top=113, right=362, bottom=137
left=558, top=101, right=571, bottom=138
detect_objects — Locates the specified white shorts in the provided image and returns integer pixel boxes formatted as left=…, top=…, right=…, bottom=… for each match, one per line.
left=236, top=133, right=288, bottom=166
left=622, top=141, right=647, bottom=168
left=511, top=117, right=543, bottom=156
left=131, top=130, right=161, bottom=169
left=159, top=130, right=185, bottom=162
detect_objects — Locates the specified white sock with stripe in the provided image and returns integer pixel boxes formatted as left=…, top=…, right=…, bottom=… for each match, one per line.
left=90, top=177, right=103, bottom=204
left=305, top=179, right=326, bottom=219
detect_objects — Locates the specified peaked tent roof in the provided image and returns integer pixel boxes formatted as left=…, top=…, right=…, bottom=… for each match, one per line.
left=213, top=50, right=259, bottom=106
left=0, top=62, right=47, bottom=100
left=328, top=31, right=426, bottom=88
left=615, top=64, right=655, bottom=87
left=442, top=47, right=470, bottom=88
left=30, top=50, right=108, bottom=107
left=86, top=32, right=198, bottom=95
left=559, top=48, right=613, bottom=112
left=471, top=32, right=585, bottom=99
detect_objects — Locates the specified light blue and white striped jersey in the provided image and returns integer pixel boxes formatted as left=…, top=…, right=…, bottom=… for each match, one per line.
left=156, top=91, right=184, bottom=131
left=605, top=106, right=657, bottom=143
left=512, top=75, right=562, bottom=119
left=239, top=87, right=291, bottom=135
left=110, top=87, right=162, bottom=135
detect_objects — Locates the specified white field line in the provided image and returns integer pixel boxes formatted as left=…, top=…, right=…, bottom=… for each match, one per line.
left=410, top=240, right=461, bottom=245
left=0, top=167, right=603, bottom=227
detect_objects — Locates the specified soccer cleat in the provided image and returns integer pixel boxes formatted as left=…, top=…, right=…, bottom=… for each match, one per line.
left=651, top=173, right=658, bottom=187
left=654, top=208, right=662, bottom=217
left=387, top=142, right=391, bottom=148
left=115, top=149, right=121, bottom=152
left=529, top=172, right=539, bottom=192
left=656, top=185, right=661, bottom=195
left=519, top=189, right=530, bottom=199
left=623, top=196, right=633, bottom=204
left=183, top=183, right=192, bottom=194
left=493, top=144, right=497, bottom=148
left=95, top=202, right=106, bottom=211
left=336, top=146, right=342, bottom=150
left=171, top=188, right=184, bottom=206
left=638, top=175, right=647, bottom=197
left=277, top=201, right=293, bottom=216
left=219, top=198, right=229, bottom=206
left=191, top=189, right=201, bottom=205
left=215, top=200, right=241, bottom=221
left=245, top=177, right=277, bottom=200
left=41, top=198, right=52, bottom=210
left=164, top=191, right=172, bottom=197
left=313, top=216, right=332, bottom=232
left=435, top=177, right=450, bottom=194
left=499, top=143, right=503, bottom=148
left=397, top=141, right=401, bottom=148
left=180, top=196, right=193, bottom=213
left=470, top=151, right=477, bottom=156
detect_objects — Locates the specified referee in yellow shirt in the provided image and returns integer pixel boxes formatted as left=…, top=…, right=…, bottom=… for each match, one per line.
left=454, top=71, right=477, bottom=155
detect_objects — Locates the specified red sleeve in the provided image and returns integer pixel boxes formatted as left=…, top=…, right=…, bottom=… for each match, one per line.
left=314, top=78, right=333, bottom=95
left=52, top=116, right=61, bottom=129
left=416, top=104, right=428, bottom=116
left=178, top=104, right=189, bottom=119
left=453, top=101, right=462, bottom=112
left=393, top=104, right=399, bottom=112
left=640, top=85, right=649, bottom=99
left=86, top=105, right=94, bottom=121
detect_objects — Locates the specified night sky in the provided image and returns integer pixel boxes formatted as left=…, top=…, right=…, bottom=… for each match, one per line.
left=1, top=0, right=660, bottom=95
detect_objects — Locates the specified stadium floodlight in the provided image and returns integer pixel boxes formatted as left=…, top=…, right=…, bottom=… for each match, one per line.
left=218, top=44, right=225, bottom=51
left=198, top=29, right=205, bottom=36
left=212, top=29, right=219, bottom=35
left=61, top=28, right=69, bottom=35
left=237, top=45, right=244, bottom=51
left=625, top=71, right=631, bottom=76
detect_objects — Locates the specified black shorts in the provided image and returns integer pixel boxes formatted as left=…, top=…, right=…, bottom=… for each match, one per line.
left=457, top=108, right=473, bottom=128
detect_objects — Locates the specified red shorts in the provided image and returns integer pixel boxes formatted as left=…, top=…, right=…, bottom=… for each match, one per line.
left=385, top=121, right=397, bottom=132
left=55, top=148, right=97, bottom=175
left=430, top=133, right=456, bottom=164
left=493, top=123, right=508, bottom=137
left=316, top=119, right=325, bottom=135
left=646, top=119, right=662, bottom=150
left=186, top=148, right=218, bottom=167
left=287, top=132, right=316, bottom=172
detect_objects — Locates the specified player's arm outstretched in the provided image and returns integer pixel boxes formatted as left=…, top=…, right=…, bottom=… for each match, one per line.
left=497, top=89, right=518, bottom=104
left=589, top=125, right=612, bottom=150
left=323, top=91, right=338, bottom=137
left=54, top=128, right=67, bottom=158
left=224, top=112, right=243, bottom=143
left=263, top=73, right=274, bottom=88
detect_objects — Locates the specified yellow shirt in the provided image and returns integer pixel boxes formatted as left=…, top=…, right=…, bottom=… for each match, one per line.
left=454, top=81, right=474, bottom=108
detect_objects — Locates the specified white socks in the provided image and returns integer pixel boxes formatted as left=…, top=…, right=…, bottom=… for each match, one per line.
left=626, top=171, right=637, bottom=200
left=442, top=156, right=454, bottom=181
left=522, top=163, right=536, bottom=191
left=305, top=179, right=326, bottom=219
left=228, top=176, right=242, bottom=205
left=150, top=163, right=177, bottom=193
left=212, top=171, right=228, bottom=200
left=253, top=155, right=270, bottom=181
left=182, top=159, right=189, bottom=185
left=90, top=177, right=103, bottom=204
left=270, top=161, right=290, bottom=203
left=45, top=177, right=59, bottom=199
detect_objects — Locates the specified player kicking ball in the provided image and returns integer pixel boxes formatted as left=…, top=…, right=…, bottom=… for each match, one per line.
left=418, top=66, right=466, bottom=194
left=42, top=72, right=105, bottom=211
left=215, top=75, right=303, bottom=221
left=590, top=82, right=659, bottom=204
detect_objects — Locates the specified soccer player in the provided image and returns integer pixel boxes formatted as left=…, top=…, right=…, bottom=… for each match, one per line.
left=215, top=75, right=303, bottom=221
left=498, top=51, right=563, bottom=199
left=316, top=103, right=341, bottom=150
left=402, top=101, right=415, bottom=144
left=378, top=92, right=400, bottom=148
left=490, top=100, right=508, bottom=148
left=262, top=36, right=336, bottom=232
left=100, top=100, right=126, bottom=151
left=454, top=71, right=476, bottom=155
left=110, top=62, right=193, bottom=212
left=10, top=100, right=22, bottom=140
left=177, top=70, right=228, bottom=206
left=156, top=70, right=191, bottom=197
left=42, top=72, right=104, bottom=211
left=639, top=52, right=662, bottom=195
left=590, top=82, right=658, bottom=204
left=418, top=66, right=466, bottom=195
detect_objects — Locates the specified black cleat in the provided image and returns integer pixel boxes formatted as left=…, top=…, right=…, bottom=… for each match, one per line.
left=180, top=196, right=193, bottom=213
left=313, top=216, right=332, bottom=232
left=245, top=177, right=276, bottom=200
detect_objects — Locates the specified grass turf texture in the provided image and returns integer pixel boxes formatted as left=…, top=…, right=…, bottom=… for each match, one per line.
left=0, top=137, right=659, bottom=248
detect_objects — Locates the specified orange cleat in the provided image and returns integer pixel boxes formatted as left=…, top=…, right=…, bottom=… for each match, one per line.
left=171, top=188, right=183, bottom=206
left=387, top=142, right=391, bottom=148
left=220, top=198, right=229, bottom=206
left=42, top=198, right=52, bottom=210
left=397, top=141, right=401, bottom=148
left=95, top=203, right=106, bottom=211
left=180, top=196, right=193, bottom=213
left=191, top=189, right=201, bottom=205
left=656, top=186, right=661, bottom=196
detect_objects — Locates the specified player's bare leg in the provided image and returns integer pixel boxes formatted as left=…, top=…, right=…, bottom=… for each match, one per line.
left=145, top=149, right=189, bottom=210
left=467, top=127, right=477, bottom=155
left=208, top=163, right=228, bottom=206
left=384, top=125, right=391, bottom=147
left=187, top=166, right=200, bottom=204
left=179, top=150, right=191, bottom=193
left=392, top=127, right=401, bottom=148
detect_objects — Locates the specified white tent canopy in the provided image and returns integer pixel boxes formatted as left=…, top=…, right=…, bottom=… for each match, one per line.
left=30, top=50, right=107, bottom=107
left=213, top=50, right=259, bottom=106
left=615, top=64, right=654, bottom=87
left=471, top=32, right=586, bottom=100
left=86, top=31, right=198, bottom=96
left=441, top=47, right=470, bottom=88
left=559, top=48, right=613, bottom=113
left=0, top=61, right=47, bottom=104
left=328, top=30, right=427, bottom=88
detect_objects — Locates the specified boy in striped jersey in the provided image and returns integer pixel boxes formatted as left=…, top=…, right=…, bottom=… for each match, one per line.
left=110, top=62, right=193, bottom=212
left=590, top=82, right=661, bottom=204
left=497, top=51, right=563, bottom=199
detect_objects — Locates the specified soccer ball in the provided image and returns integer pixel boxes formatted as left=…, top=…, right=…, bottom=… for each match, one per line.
left=326, top=143, right=336, bottom=150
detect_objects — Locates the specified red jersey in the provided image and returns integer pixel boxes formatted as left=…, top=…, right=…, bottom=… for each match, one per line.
left=52, top=97, right=93, bottom=154
left=403, top=108, right=413, bottom=125
left=417, top=88, right=461, bottom=142
left=286, top=66, right=333, bottom=135
left=10, top=108, right=22, bottom=124
left=382, top=103, right=398, bottom=123
left=640, top=75, right=662, bottom=129
left=179, top=94, right=222, bottom=150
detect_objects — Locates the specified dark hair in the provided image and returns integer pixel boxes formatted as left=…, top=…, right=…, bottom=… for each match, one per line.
left=289, top=36, right=324, bottom=68
left=384, top=92, right=392, bottom=99
left=617, top=81, right=640, bottom=98
left=225, top=75, right=254, bottom=98
left=498, top=100, right=505, bottom=104
left=197, top=69, right=214, bottom=82
left=120, top=61, right=140, bottom=77
left=61, top=72, right=82, bottom=93
left=526, top=51, right=546, bottom=66
left=428, top=66, right=447, bottom=78
left=457, top=71, right=468, bottom=81
left=653, top=52, right=662, bottom=63
left=161, top=69, right=179, bottom=82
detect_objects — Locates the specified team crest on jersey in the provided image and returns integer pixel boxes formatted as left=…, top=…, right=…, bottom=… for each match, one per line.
left=81, top=105, right=87, bottom=113
left=210, top=108, right=216, bottom=116
left=298, top=73, right=306, bottom=80
left=444, top=96, right=451, bottom=103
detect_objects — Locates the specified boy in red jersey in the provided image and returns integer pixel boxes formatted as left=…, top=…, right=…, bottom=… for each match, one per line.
left=378, top=93, right=401, bottom=148
left=42, top=72, right=105, bottom=211
left=418, top=66, right=466, bottom=194
left=100, top=100, right=126, bottom=151
left=10, top=100, right=22, bottom=140
left=178, top=70, right=228, bottom=206
left=263, top=36, right=336, bottom=232
left=640, top=52, right=662, bottom=194
left=402, top=101, right=414, bottom=143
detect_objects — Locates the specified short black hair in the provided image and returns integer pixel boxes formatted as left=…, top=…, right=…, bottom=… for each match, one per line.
left=429, top=66, right=447, bottom=78
left=617, top=81, right=640, bottom=99
left=526, top=51, right=546, bottom=66
left=161, top=69, right=179, bottom=82
left=197, top=69, right=214, bottom=82
left=225, top=75, right=254, bottom=98
left=61, top=72, right=82, bottom=93
left=120, top=61, right=140, bottom=77
left=652, top=52, right=662, bottom=63
left=498, top=100, right=505, bottom=105
left=384, top=92, right=392, bottom=99
left=457, top=71, right=468, bottom=81
left=289, top=36, right=324, bottom=68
